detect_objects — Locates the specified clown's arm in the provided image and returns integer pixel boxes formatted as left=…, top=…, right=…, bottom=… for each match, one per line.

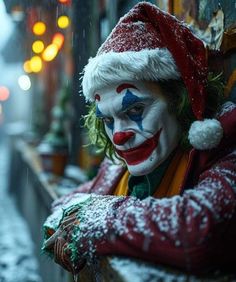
left=43, top=149, right=236, bottom=273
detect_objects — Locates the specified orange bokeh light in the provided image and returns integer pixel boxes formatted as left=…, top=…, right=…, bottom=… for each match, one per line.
left=32, top=40, right=45, bottom=54
left=52, top=33, right=64, bottom=49
left=0, top=86, right=10, bottom=101
left=23, top=60, right=32, bottom=73
left=58, top=0, right=71, bottom=4
left=42, top=44, right=59, bottom=61
left=57, top=15, right=70, bottom=29
left=32, top=21, right=46, bottom=35
left=30, top=56, right=43, bottom=73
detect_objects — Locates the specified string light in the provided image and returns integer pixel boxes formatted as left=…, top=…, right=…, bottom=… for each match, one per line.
left=0, top=86, right=10, bottom=101
left=18, top=75, right=31, bottom=91
left=32, top=21, right=46, bottom=35
left=32, top=40, right=45, bottom=54
left=58, top=0, right=71, bottom=4
left=30, top=56, right=43, bottom=73
left=42, top=44, right=59, bottom=61
left=23, top=60, right=32, bottom=73
left=57, top=15, right=70, bottom=29
left=52, top=33, right=64, bottom=49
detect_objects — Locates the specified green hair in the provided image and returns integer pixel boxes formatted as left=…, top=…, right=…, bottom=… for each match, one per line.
left=84, top=73, right=224, bottom=158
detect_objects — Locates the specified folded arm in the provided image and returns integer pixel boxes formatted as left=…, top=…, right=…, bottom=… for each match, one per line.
left=43, top=149, right=236, bottom=273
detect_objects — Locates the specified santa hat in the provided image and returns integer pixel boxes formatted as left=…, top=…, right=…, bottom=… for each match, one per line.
left=82, top=2, right=223, bottom=150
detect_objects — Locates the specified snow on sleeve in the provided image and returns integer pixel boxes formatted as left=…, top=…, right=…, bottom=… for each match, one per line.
left=43, top=193, right=92, bottom=238
left=110, top=155, right=236, bottom=246
left=43, top=150, right=236, bottom=272
left=66, top=150, right=236, bottom=271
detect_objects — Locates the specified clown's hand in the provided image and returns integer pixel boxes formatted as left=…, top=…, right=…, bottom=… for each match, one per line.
left=43, top=211, right=84, bottom=273
left=42, top=194, right=91, bottom=273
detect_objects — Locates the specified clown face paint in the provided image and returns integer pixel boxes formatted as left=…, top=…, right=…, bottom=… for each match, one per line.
left=95, top=81, right=181, bottom=176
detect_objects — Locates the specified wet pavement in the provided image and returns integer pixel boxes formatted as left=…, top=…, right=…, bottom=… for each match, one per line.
left=0, top=136, right=42, bottom=282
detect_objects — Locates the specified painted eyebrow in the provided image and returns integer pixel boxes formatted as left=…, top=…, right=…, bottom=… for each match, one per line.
left=116, top=83, right=139, bottom=93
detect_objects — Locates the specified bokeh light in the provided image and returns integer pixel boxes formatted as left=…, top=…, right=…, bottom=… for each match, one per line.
left=23, top=60, right=32, bottom=73
left=30, top=56, right=43, bottom=73
left=18, top=75, right=31, bottom=91
left=32, top=40, right=44, bottom=54
left=0, top=86, right=10, bottom=101
left=32, top=21, right=46, bottom=35
left=58, top=0, right=71, bottom=4
left=42, top=44, right=59, bottom=61
left=57, top=15, right=70, bottom=29
left=52, top=33, right=64, bottom=49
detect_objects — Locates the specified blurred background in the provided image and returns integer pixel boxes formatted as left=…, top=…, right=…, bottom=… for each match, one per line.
left=0, top=0, right=235, bottom=281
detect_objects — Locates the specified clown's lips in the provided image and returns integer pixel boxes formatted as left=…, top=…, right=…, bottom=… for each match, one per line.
left=116, top=128, right=162, bottom=165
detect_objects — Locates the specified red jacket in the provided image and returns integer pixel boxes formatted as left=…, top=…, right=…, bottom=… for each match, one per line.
left=44, top=102, right=236, bottom=273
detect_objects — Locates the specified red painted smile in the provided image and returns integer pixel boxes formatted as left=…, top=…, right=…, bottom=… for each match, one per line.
left=116, top=128, right=162, bottom=165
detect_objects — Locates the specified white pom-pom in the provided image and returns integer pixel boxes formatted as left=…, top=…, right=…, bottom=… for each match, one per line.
left=188, top=119, right=223, bottom=150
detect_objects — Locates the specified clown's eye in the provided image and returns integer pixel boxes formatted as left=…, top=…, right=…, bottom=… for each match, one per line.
left=102, top=117, right=114, bottom=125
left=127, top=104, right=144, bottom=116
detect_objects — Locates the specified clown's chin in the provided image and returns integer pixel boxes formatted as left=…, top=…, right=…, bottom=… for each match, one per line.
left=125, top=150, right=162, bottom=176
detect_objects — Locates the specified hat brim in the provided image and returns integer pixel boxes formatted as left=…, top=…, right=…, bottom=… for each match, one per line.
left=82, top=48, right=180, bottom=101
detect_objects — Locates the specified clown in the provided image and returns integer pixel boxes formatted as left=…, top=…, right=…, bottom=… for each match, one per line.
left=94, top=81, right=181, bottom=176
left=43, top=2, right=236, bottom=277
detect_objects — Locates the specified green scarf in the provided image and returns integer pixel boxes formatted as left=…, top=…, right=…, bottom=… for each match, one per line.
left=128, top=154, right=174, bottom=200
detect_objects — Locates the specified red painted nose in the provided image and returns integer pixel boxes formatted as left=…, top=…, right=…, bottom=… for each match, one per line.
left=113, top=131, right=134, bottom=145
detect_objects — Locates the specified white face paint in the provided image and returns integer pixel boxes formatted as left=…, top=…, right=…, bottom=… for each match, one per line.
left=95, top=81, right=181, bottom=176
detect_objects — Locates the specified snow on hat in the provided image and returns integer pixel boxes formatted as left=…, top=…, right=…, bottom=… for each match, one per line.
left=82, top=1, right=223, bottom=150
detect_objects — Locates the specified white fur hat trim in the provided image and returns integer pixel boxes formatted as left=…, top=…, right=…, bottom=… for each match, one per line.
left=188, top=119, right=223, bottom=150
left=82, top=48, right=180, bottom=101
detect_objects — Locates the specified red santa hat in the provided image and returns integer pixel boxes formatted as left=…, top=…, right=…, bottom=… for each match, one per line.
left=82, top=2, right=223, bottom=150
